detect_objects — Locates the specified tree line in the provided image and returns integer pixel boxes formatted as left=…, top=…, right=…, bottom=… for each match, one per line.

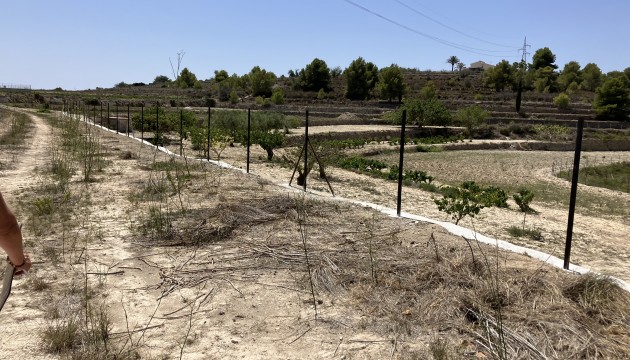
left=121, top=49, right=629, bottom=119
left=483, top=47, right=630, bottom=119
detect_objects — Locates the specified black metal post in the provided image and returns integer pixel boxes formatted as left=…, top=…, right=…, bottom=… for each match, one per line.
left=303, top=110, right=309, bottom=192
left=141, top=105, right=144, bottom=143
left=246, top=108, right=251, bottom=173
left=156, top=105, right=159, bottom=147
left=100, top=103, right=103, bottom=127
left=107, top=103, right=110, bottom=128
left=564, top=118, right=585, bottom=270
left=116, top=105, right=119, bottom=133
left=179, top=109, right=183, bottom=156
left=127, top=105, right=130, bottom=136
left=207, top=106, right=211, bottom=161
left=396, top=110, right=407, bottom=216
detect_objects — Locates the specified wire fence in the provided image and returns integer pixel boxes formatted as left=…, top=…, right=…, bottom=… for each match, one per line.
left=60, top=101, right=304, bottom=174
left=551, top=153, right=630, bottom=175
left=0, top=83, right=31, bottom=90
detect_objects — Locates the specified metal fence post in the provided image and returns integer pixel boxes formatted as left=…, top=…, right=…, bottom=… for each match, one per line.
left=127, top=105, right=130, bottom=136
left=156, top=105, right=159, bottom=147
left=247, top=108, right=251, bottom=173
left=397, top=110, right=407, bottom=216
left=180, top=109, right=183, bottom=156
left=207, top=106, right=211, bottom=161
left=303, top=110, right=309, bottom=191
left=138, top=105, right=143, bottom=143
left=564, top=118, right=585, bottom=270
left=116, top=105, right=119, bottom=133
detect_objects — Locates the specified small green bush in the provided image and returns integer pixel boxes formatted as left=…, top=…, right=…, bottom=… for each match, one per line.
left=271, top=88, right=284, bottom=105
left=553, top=93, right=570, bottom=109
left=435, top=182, right=486, bottom=225
left=434, top=181, right=509, bottom=224
left=513, top=188, right=535, bottom=213
left=480, top=186, right=509, bottom=208
left=229, top=90, right=240, bottom=104
left=506, top=226, right=543, bottom=241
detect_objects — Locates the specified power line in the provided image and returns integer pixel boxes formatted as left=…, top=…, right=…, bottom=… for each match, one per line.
left=393, top=0, right=515, bottom=50
left=406, top=0, right=508, bottom=42
left=342, top=0, right=518, bottom=58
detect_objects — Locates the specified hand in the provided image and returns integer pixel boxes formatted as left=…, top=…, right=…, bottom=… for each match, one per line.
left=8, top=253, right=31, bottom=276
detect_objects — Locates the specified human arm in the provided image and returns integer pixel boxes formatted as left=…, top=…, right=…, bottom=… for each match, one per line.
left=0, top=192, right=31, bottom=274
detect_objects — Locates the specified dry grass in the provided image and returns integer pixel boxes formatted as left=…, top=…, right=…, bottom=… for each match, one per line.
left=130, top=177, right=630, bottom=358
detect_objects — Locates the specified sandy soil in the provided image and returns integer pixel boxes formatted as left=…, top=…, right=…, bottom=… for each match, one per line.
left=1, top=108, right=629, bottom=358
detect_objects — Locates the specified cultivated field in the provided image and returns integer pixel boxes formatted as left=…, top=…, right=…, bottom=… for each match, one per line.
left=1, top=106, right=629, bottom=359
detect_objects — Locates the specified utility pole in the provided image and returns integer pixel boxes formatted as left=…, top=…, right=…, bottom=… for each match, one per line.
left=515, top=36, right=530, bottom=113
left=519, top=36, right=531, bottom=64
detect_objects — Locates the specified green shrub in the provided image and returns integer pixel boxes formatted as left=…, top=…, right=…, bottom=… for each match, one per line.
left=131, top=108, right=198, bottom=133
left=434, top=182, right=508, bottom=224
left=506, top=226, right=543, bottom=241
left=253, top=130, right=284, bottom=160
left=480, top=186, right=509, bottom=208
left=513, top=188, right=535, bottom=213
left=188, top=127, right=208, bottom=151
left=454, top=105, right=490, bottom=136
left=229, top=90, right=240, bottom=104
left=271, top=88, right=285, bottom=105
left=420, top=81, right=437, bottom=100
left=553, top=93, right=570, bottom=109
left=507, top=122, right=535, bottom=137
left=393, top=98, right=452, bottom=127
left=435, top=182, right=486, bottom=225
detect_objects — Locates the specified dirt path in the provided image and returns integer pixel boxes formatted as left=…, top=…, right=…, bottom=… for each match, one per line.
left=0, top=111, right=170, bottom=356
left=0, top=108, right=56, bottom=355
left=0, top=108, right=50, bottom=192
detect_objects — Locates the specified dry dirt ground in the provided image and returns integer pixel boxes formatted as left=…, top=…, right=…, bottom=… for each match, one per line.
left=1, top=108, right=629, bottom=359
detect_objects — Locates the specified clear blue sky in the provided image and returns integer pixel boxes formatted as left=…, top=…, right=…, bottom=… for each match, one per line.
left=1, top=0, right=628, bottom=90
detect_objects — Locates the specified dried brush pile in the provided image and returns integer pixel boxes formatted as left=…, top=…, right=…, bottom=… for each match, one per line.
left=138, top=190, right=630, bottom=358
